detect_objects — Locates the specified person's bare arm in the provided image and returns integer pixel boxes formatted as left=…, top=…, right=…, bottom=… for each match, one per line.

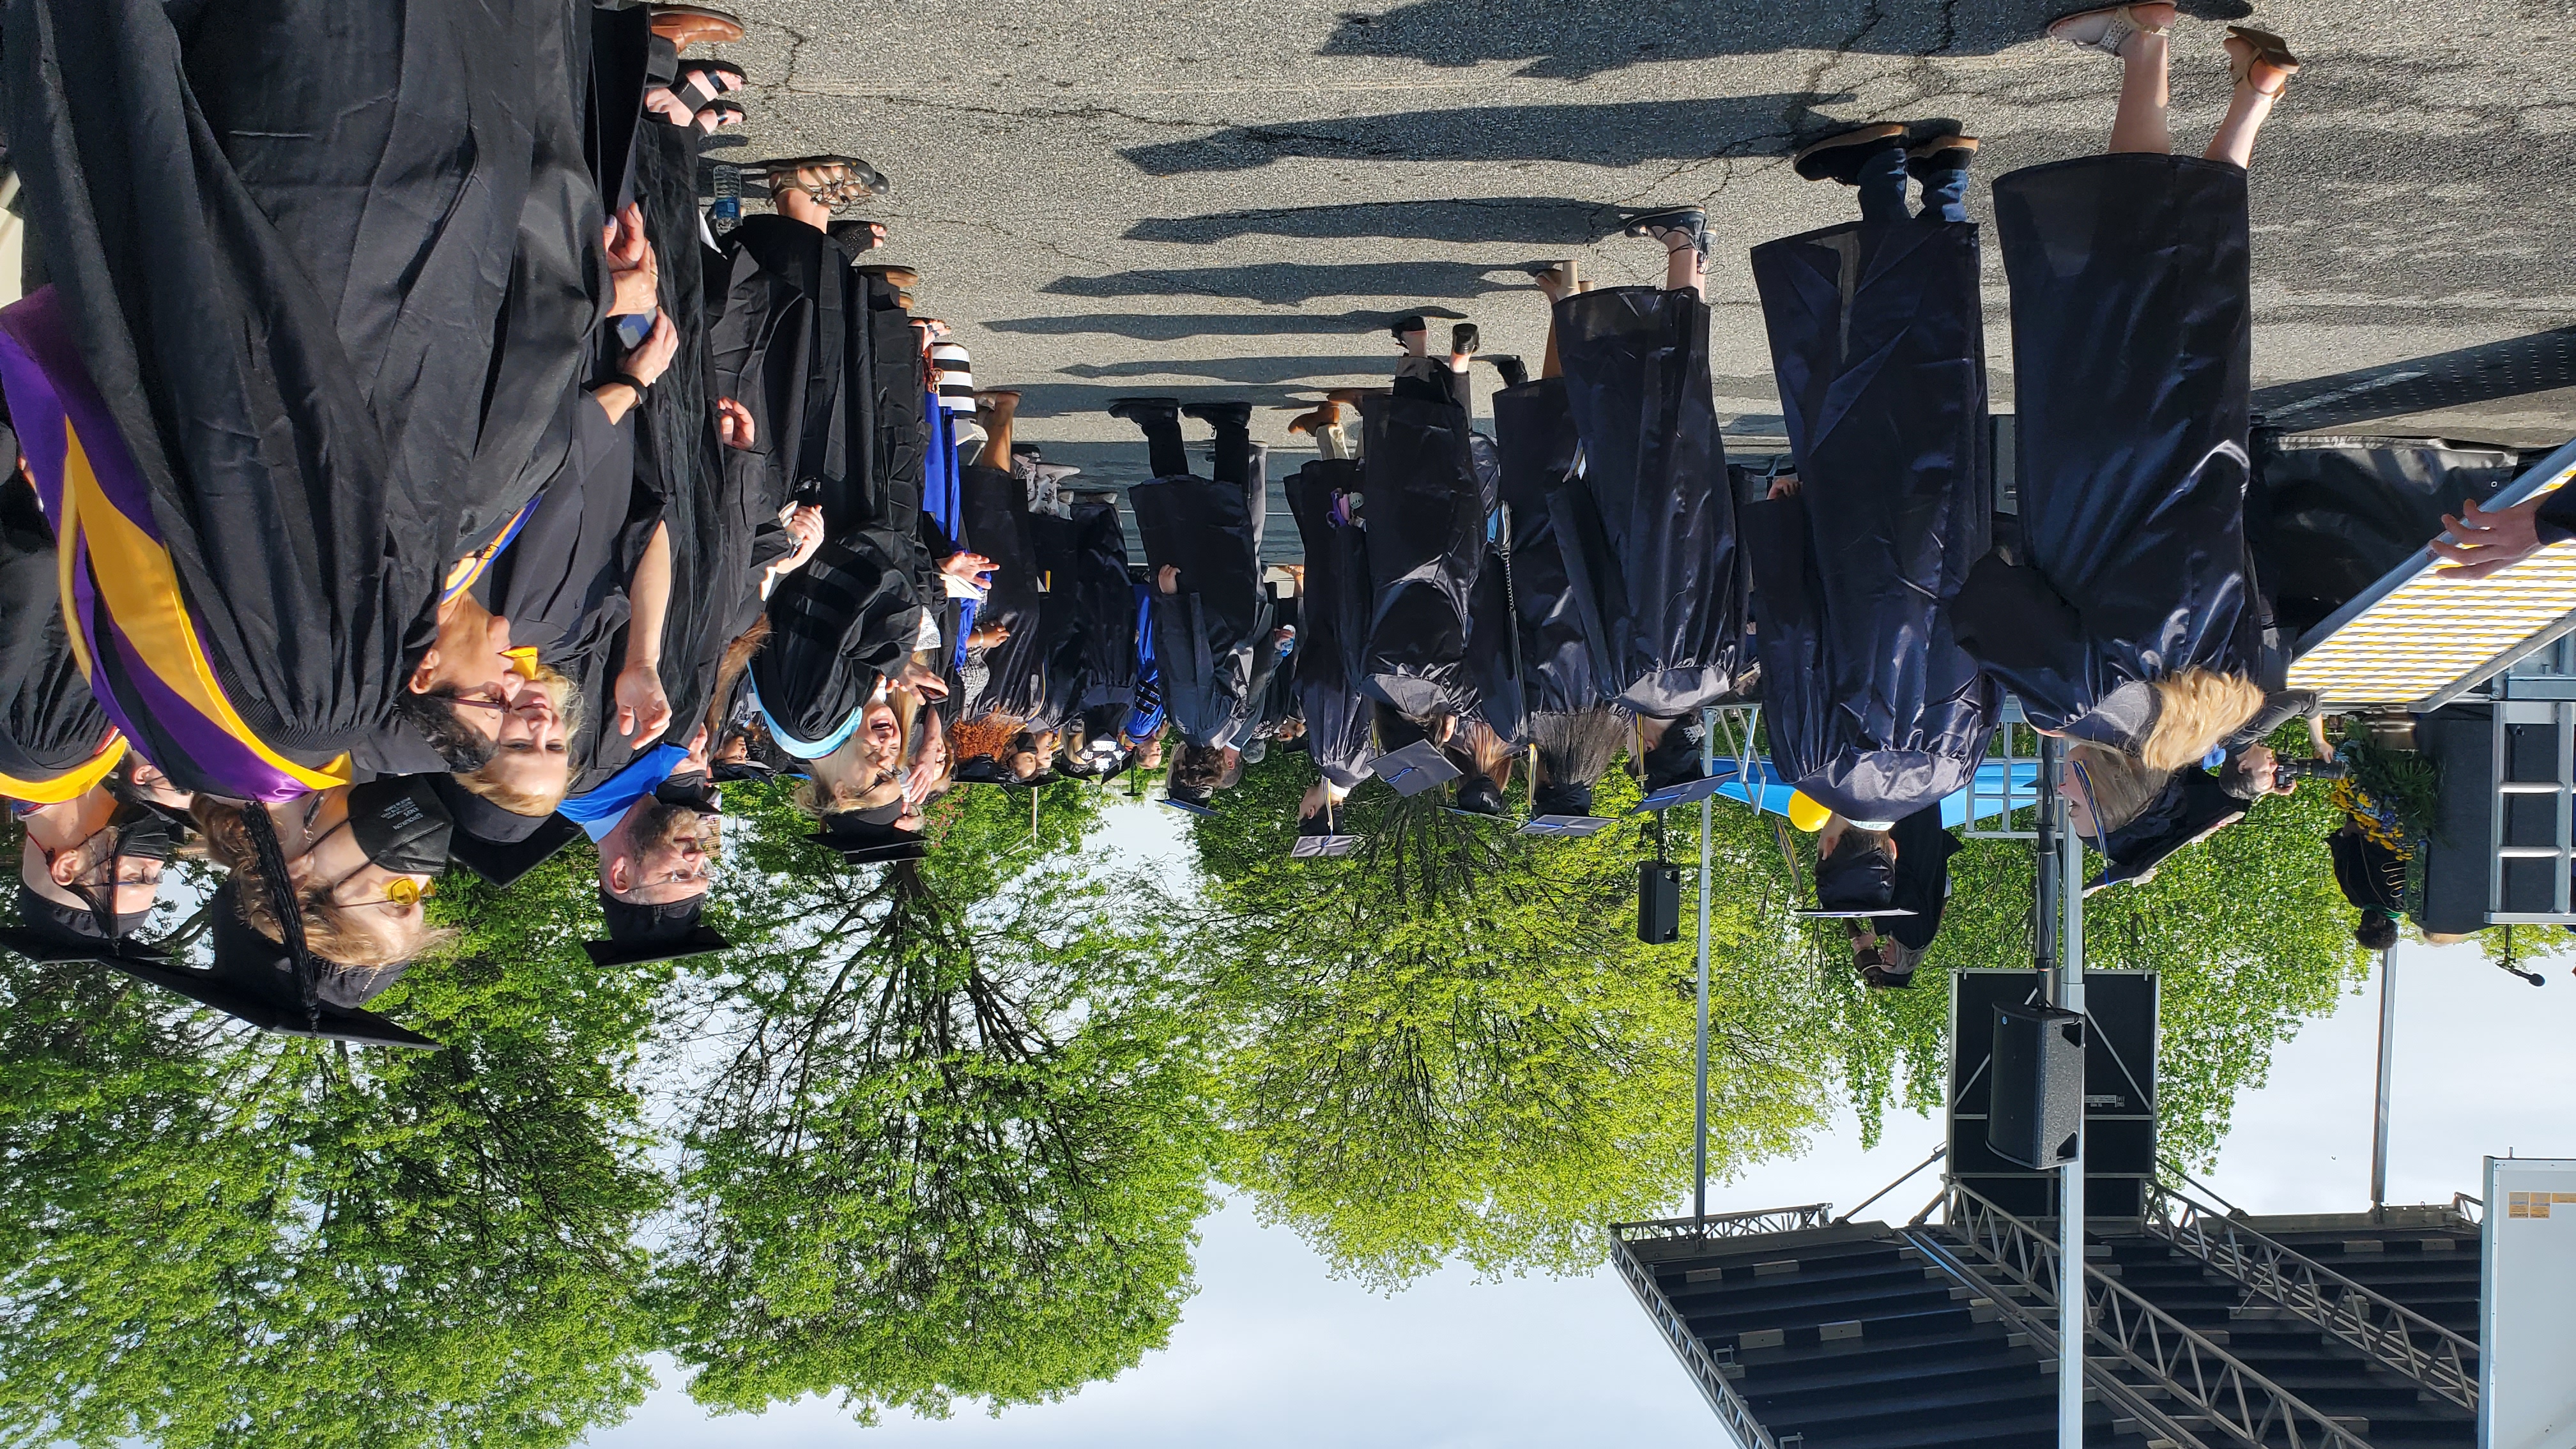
left=616, top=521, right=676, bottom=744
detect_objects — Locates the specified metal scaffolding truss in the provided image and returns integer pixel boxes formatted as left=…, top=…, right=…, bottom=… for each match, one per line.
left=1606, top=1234, right=1781, bottom=1449
left=2143, top=1184, right=2478, bottom=1413
left=1899, top=1223, right=2218, bottom=1449
left=1931, top=1184, right=2375, bottom=1449
left=1611, top=1204, right=1832, bottom=1245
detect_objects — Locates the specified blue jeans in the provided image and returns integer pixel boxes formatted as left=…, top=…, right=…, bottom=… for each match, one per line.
left=1856, top=141, right=1968, bottom=224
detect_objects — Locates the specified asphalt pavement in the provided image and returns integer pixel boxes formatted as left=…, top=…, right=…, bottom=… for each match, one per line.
left=706, top=0, right=2576, bottom=504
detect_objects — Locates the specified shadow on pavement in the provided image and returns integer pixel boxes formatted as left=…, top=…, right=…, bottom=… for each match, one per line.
left=1040, top=261, right=1528, bottom=305
left=1124, top=198, right=1637, bottom=245
left=1121, top=94, right=1838, bottom=174
left=1315, top=0, right=2252, bottom=80
left=987, top=308, right=1465, bottom=340
left=1057, top=355, right=1406, bottom=385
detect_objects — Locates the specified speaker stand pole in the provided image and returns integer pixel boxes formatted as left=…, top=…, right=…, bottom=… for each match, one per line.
left=2051, top=739, right=2087, bottom=1449
left=2370, top=947, right=2395, bottom=1218
left=1693, top=707, right=1714, bottom=1232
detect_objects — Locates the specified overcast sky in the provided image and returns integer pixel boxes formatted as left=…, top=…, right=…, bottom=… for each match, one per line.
left=586, top=806, right=2573, bottom=1448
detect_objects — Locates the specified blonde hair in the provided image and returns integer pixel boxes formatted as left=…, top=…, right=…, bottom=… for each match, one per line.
left=2066, top=744, right=2172, bottom=834
left=192, top=799, right=458, bottom=968
left=2141, top=670, right=2267, bottom=772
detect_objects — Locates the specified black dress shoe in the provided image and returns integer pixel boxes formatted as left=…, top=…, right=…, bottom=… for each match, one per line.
left=1181, top=401, right=1254, bottom=430
left=1388, top=313, right=1429, bottom=339
left=1792, top=123, right=1908, bottom=184
left=1449, top=322, right=1481, bottom=356
left=1107, top=397, right=1183, bottom=424
left=1476, top=355, right=1529, bottom=389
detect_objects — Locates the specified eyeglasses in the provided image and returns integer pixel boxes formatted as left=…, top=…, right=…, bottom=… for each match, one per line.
left=339, top=876, right=437, bottom=910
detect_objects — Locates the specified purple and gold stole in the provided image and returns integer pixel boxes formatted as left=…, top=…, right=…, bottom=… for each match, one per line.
left=0, top=287, right=350, bottom=802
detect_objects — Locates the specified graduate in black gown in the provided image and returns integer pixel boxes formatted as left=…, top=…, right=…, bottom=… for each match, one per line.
left=1545, top=212, right=1753, bottom=788
left=714, top=168, right=984, bottom=818
left=1285, top=458, right=1377, bottom=806
left=1120, top=398, right=1275, bottom=762
left=1489, top=283, right=1632, bottom=820
left=0, top=0, right=616, bottom=802
left=1747, top=122, right=1998, bottom=831
left=1354, top=319, right=1491, bottom=732
left=1945, top=4, right=2299, bottom=778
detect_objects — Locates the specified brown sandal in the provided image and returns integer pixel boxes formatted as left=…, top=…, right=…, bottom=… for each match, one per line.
left=2223, top=25, right=2300, bottom=97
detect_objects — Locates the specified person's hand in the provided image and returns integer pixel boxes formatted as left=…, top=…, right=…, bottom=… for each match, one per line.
left=896, top=657, right=951, bottom=702
left=966, top=625, right=1010, bottom=650
left=2430, top=494, right=2549, bottom=579
left=779, top=503, right=825, bottom=566
left=716, top=397, right=756, bottom=450
left=1156, top=563, right=1181, bottom=595
left=940, top=552, right=995, bottom=586
left=614, top=660, right=673, bottom=746
left=604, top=203, right=661, bottom=318
left=680, top=723, right=713, bottom=778
left=622, top=310, right=679, bottom=389
left=1767, top=473, right=1802, bottom=500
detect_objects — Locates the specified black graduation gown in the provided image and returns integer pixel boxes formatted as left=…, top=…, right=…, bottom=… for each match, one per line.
left=0, top=475, right=111, bottom=789
left=1131, top=473, right=1270, bottom=749
left=2250, top=434, right=2520, bottom=638
left=1882, top=804, right=1963, bottom=953
left=1356, top=392, right=1491, bottom=722
left=1285, top=460, right=1376, bottom=790
left=1948, top=156, right=2263, bottom=735
left=1491, top=378, right=1600, bottom=721
left=960, top=464, right=1045, bottom=646
left=1066, top=496, right=1143, bottom=711
left=622, top=107, right=737, bottom=772
left=1550, top=286, right=1750, bottom=718
left=0, top=0, right=601, bottom=795
left=974, top=509, right=1085, bottom=731
left=1747, top=218, right=1998, bottom=822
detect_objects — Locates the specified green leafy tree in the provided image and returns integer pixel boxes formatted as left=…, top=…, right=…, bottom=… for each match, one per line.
left=1188, top=754, right=1829, bottom=1288
left=0, top=844, right=668, bottom=1449
left=654, top=781, right=1216, bottom=1423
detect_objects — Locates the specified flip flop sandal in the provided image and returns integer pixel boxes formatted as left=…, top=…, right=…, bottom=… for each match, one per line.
left=2046, top=3, right=2170, bottom=56
left=676, top=59, right=746, bottom=108
left=694, top=100, right=745, bottom=132
left=1624, top=206, right=1710, bottom=258
left=827, top=218, right=887, bottom=252
left=753, top=155, right=889, bottom=208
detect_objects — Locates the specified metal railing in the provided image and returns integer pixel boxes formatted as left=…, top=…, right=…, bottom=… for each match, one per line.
left=1933, top=1183, right=2375, bottom=1449
left=2451, top=1193, right=2485, bottom=1227
left=2145, top=1183, right=2478, bottom=1412
left=1899, top=1222, right=2216, bottom=1449
left=1606, top=1233, right=1780, bottom=1449
left=1965, top=697, right=2043, bottom=839
left=1613, top=1203, right=1832, bottom=1245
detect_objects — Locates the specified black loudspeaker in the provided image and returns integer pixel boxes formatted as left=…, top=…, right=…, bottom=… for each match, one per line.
left=1988, top=1002, right=2085, bottom=1170
left=1637, top=862, right=1681, bottom=944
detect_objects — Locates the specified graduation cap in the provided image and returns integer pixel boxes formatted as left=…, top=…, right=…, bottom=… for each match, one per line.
left=582, top=923, right=732, bottom=969
left=807, top=802, right=931, bottom=865
left=586, top=884, right=732, bottom=968
left=1451, top=776, right=1508, bottom=818
left=429, top=774, right=585, bottom=888
left=1374, top=739, right=1462, bottom=798
left=1630, top=772, right=1735, bottom=815
left=8, top=883, right=443, bottom=1048
left=1160, top=794, right=1219, bottom=818
left=1809, top=836, right=1901, bottom=915
left=712, top=759, right=777, bottom=784
left=1520, top=815, right=1615, bottom=839
left=1292, top=801, right=1361, bottom=857
left=2085, top=769, right=2247, bottom=894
